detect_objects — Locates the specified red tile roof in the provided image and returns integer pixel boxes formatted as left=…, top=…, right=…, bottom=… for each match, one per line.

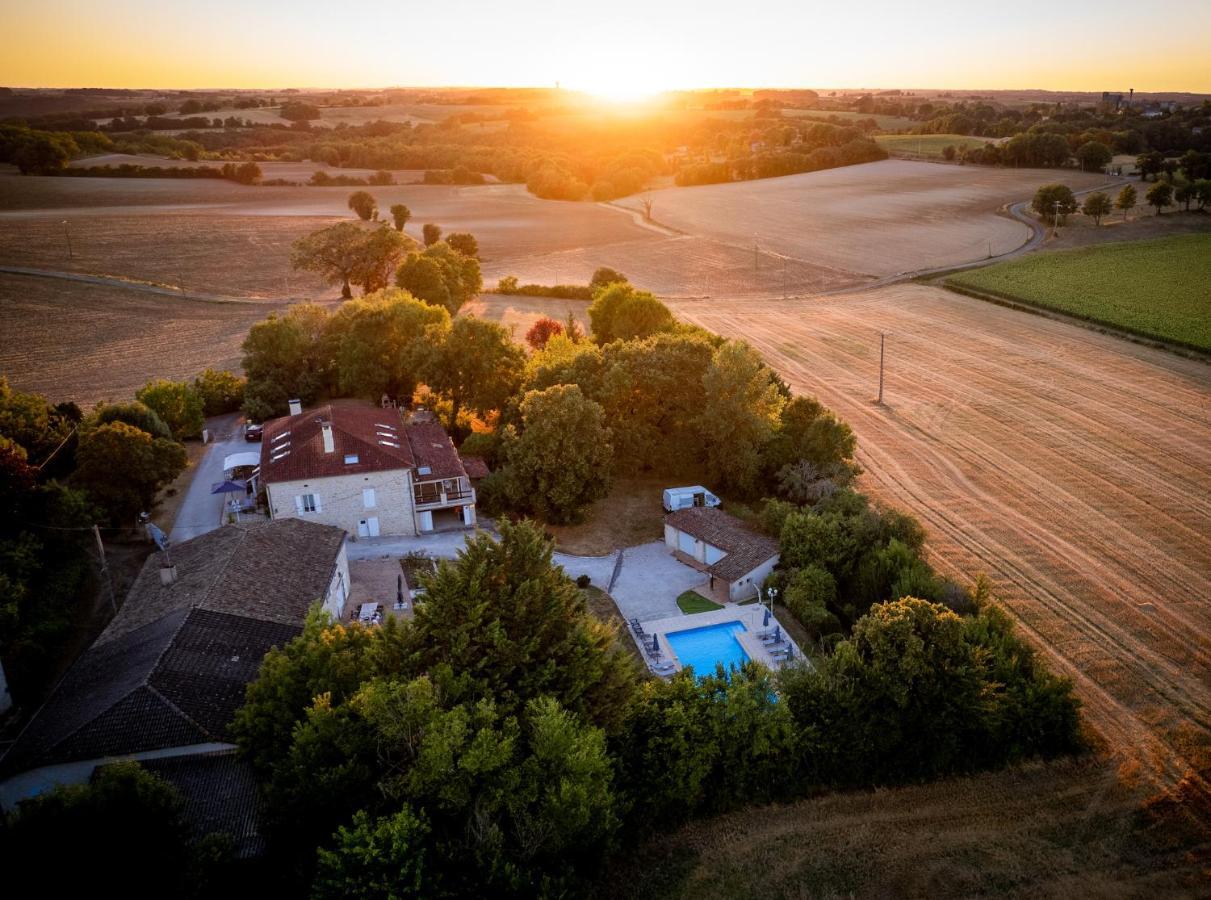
left=665, top=507, right=779, bottom=582
left=460, top=455, right=491, bottom=480
left=406, top=421, right=467, bottom=481
left=261, top=401, right=469, bottom=486
left=260, top=401, right=414, bottom=484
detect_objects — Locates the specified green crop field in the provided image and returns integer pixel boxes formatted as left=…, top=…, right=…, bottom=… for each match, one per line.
left=947, top=234, right=1211, bottom=352
left=875, top=133, right=994, bottom=157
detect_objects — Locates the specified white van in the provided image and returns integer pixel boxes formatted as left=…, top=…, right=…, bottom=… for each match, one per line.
left=662, top=486, right=721, bottom=513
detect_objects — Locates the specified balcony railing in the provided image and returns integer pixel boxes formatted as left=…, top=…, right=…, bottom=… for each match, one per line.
left=413, top=480, right=474, bottom=509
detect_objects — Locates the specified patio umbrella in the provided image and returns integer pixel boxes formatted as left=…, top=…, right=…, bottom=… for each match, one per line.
left=210, top=479, right=247, bottom=494
left=762, top=607, right=771, bottom=627
left=397, top=574, right=404, bottom=608
left=786, top=644, right=794, bottom=661
left=774, top=625, right=781, bottom=643
left=651, top=633, right=659, bottom=652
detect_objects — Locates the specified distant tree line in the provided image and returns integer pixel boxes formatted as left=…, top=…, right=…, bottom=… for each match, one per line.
left=61, top=161, right=263, bottom=184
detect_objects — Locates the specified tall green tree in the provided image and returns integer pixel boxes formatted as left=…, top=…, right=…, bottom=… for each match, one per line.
left=4, top=762, right=192, bottom=900
left=72, top=421, right=186, bottom=525
left=695, top=341, right=784, bottom=495
left=420, top=316, right=523, bottom=430
left=1080, top=191, right=1113, bottom=226
left=1115, top=184, right=1137, bottom=221
left=422, top=222, right=442, bottom=246
left=587, top=283, right=674, bottom=344
left=348, top=224, right=412, bottom=294
left=1074, top=140, right=1112, bottom=172
left=240, top=303, right=333, bottom=420
left=444, top=231, right=479, bottom=259
left=1031, top=183, right=1078, bottom=224
left=324, top=288, right=449, bottom=401
left=347, top=190, right=377, bottom=221
left=192, top=368, right=245, bottom=417
left=1146, top=180, right=1173, bottom=215
left=291, top=222, right=366, bottom=299
left=389, top=203, right=411, bottom=232
left=502, top=384, right=613, bottom=524
left=410, top=520, right=637, bottom=731
left=135, top=379, right=204, bottom=440
left=395, top=242, right=482, bottom=314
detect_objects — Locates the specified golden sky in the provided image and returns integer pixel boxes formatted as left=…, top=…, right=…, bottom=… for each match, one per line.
left=5, top=0, right=1210, bottom=93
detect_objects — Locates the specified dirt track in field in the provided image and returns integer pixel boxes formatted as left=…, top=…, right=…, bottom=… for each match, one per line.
left=671, top=283, right=1211, bottom=791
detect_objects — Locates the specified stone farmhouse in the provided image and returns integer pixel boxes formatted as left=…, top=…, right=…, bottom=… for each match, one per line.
left=261, top=401, right=476, bottom=538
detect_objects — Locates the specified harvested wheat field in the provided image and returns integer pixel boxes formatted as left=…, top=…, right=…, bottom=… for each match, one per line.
left=617, top=159, right=1114, bottom=278
left=0, top=273, right=290, bottom=404
left=670, top=283, right=1211, bottom=794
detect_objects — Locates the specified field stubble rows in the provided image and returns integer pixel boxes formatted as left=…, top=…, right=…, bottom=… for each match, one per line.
left=670, top=284, right=1211, bottom=792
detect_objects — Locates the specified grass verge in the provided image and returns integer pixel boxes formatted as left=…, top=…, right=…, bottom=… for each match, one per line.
left=676, top=591, right=723, bottom=614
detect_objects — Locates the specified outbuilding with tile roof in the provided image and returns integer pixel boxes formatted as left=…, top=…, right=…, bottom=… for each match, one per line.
left=664, top=506, right=780, bottom=604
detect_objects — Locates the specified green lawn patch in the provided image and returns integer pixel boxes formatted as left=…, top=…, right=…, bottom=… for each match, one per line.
left=947, top=234, right=1211, bottom=353
left=676, top=591, right=723, bottom=614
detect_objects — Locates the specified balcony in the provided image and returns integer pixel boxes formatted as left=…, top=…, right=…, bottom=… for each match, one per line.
left=413, top=478, right=475, bottom=510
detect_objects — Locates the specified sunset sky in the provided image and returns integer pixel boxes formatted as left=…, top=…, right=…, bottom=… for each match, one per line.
left=5, top=0, right=1210, bottom=93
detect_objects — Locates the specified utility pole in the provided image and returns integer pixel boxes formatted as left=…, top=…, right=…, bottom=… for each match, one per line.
left=93, top=525, right=117, bottom=616
left=877, top=332, right=885, bottom=404
left=753, top=234, right=759, bottom=272
left=61, top=220, right=73, bottom=260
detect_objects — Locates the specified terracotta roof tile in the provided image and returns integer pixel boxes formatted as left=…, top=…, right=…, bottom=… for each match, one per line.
left=99, top=518, right=345, bottom=644
left=665, top=507, right=779, bottom=582
left=406, top=422, right=468, bottom=481
left=460, top=455, right=491, bottom=480
left=261, top=400, right=413, bottom=484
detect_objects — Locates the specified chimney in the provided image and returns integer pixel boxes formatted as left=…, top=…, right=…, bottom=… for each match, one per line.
left=288, top=398, right=302, bottom=416
left=159, top=564, right=178, bottom=585
left=321, top=421, right=335, bottom=454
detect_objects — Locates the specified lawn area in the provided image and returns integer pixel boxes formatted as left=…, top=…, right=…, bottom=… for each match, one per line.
left=947, top=234, right=1211, bottom=352
left=875, top=133, right=992, bottom=158
left=676, top=591, right=723, bottom=614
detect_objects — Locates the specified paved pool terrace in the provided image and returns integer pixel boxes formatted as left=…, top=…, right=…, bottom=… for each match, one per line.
left=636, top=606, right=806, bottom=677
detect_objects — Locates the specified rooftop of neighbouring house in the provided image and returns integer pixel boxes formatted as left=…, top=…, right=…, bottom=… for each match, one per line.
left=260, top=400, right=468, bottom=484
left=0, top=520, right=347, bottom=777
left=665, top=506, right=780, bottom=582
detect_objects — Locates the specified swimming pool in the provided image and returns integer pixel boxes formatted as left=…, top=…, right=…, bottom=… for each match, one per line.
left=665, top=621, right=749, bottom=675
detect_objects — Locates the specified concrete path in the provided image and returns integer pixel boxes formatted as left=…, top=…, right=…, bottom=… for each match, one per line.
left=603, top=542, right=709, bottom=623
left=168, top=413, right=251, bottom=542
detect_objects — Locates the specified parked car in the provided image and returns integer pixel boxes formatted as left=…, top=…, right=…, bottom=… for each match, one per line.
left=244, top=422, right=263, bottom=442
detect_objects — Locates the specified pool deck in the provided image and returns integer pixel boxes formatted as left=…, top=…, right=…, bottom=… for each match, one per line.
left=633, top=605, right=806, bottom=677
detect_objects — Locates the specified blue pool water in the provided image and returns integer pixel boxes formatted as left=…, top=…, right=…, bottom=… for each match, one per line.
left=666, top=621, right=749, bottom=675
